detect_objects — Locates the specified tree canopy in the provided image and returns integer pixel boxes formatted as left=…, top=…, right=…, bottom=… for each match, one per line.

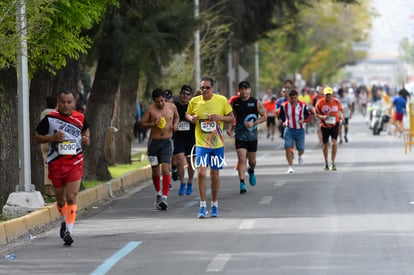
left=0, top=0, right=115, bottom=74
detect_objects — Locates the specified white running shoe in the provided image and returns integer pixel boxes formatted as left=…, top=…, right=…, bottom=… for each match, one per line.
left=287, top=167, right=294, bottom=174
left=298, top=156, right=304, bottom=166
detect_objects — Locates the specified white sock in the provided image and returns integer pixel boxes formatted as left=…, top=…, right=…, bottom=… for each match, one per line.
left=200, top=201, right=206, bottom=207
left=211, top=201, right=218, bottom=207
left=66, top=223, right=74, bottom=234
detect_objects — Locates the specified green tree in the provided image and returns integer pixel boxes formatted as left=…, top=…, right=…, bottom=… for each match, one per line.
left=258, top=0, right=371, bottom=89
left=0, top=0, right=114, bottom=207
left=83, top=0, right=197, bottom=180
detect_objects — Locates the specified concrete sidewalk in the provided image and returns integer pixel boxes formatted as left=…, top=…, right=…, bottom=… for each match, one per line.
left=0, top=139, right=151, bottom=246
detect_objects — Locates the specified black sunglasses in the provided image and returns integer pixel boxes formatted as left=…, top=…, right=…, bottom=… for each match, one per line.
left=181, top=91, right=191, bottom=96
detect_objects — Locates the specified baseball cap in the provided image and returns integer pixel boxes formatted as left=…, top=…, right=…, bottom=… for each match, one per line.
left=238, top=81, right=250, bottom=89
left=164, top=89, right=173, bottom=99
left=323, top=87, right=333, bottom=95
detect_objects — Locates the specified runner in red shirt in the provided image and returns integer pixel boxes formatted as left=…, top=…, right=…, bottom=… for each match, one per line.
left=314, top=87, right=344, bottom=171
left=263, top=96, right=277, bottom=140
left=35, top=91, right=90, bottom=246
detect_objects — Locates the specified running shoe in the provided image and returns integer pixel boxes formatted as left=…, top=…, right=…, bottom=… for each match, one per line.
left=339, top=139, right=343, bottom=144
left=240, top=182, right=247, bottom=194
left=210, top=205, right=220, bottom=217
left=172, top=168, right=178, bottom=181
left=287, top=167, right=294, bottom=174
left=60, top=221, right=66, bottom=239
left=344, top=136, right=348, bottom=143
left=169, top=184, right=173, bottom=191
left=178, top=183, right=187, bottom=196
left=324, top=164, right=330, bottom=171
left=63, top=231, right=73, bottom=246
left=155, top=195, right=162, bottom=210
left=298, top=156, right=304, bottom=166
left=159, top=197, right=168, bottom=210
left=197, top=206, right=208, bottom=218
left=248, top=169, right=256, bottom=186
left=330, top=164, right=336, bottom=171
left=186, top=184, right=193, bottom=195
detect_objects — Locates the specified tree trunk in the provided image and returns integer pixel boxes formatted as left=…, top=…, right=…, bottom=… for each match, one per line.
left=0, top=68, right=19, bottom=209
left=83, top=55, right=122, bottom=181
left=113, top=81, right=138, bottom=164
left=29, top=59, right=81, bottom=191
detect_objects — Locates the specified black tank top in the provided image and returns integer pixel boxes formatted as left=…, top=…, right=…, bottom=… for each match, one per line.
left=232, top=97, right=258, bottom=141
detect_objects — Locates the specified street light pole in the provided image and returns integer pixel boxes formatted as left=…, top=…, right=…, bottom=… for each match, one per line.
left=16, top=0, right=33, bottom=192
left=254, top=43, right=259, bottom=99
left=3, top=0, right=44, bottom=219
left=194, top=0, right=200, bottom=90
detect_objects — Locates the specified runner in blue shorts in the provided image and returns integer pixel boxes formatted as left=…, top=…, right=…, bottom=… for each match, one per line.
left=279, top=89, right=311, bottom=173
left=186, top=77, right=233, bottom=218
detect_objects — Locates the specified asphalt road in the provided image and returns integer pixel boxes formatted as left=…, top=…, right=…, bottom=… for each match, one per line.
left=1, top=113, right=414, bottom=275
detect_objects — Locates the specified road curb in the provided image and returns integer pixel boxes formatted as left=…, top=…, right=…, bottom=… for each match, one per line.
left=0, top=165, right=152, bottom=246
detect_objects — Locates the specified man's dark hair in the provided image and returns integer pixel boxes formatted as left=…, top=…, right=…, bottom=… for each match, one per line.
left=59, top=91, right=75, bottom=99
left=289, top=89, right=298, bottom=97
left=152, top=88, right=164, bottom=99
left=46, top=95, right=57, bottom=109
left=284, top=79, right=293, bottom=85
left=181, top=84, right=193, bottom=93
left=201, top=76, right=214, bottom=86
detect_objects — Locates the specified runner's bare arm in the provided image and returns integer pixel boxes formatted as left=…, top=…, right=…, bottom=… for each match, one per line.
left=35, top=131, right=65, bottom=144
left=140, top=107, right=155, bottom=129
left=208, top=112, right=233, bottom=124
left=256, top=101, right=267, bottom=125
left=172, top=105, right=179, bottom=131
left=185, top=112, right=198, bottom=124
left=82, top=128, right=90, bottom=146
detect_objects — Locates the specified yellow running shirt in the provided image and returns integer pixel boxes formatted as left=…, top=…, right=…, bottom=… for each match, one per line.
left=187, top=94, right=233, bottom=148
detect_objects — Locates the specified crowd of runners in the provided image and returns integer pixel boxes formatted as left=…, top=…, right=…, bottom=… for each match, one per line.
left=35, top=79, right=411, bottom=245
left=139, top=79, right=411, bottom=218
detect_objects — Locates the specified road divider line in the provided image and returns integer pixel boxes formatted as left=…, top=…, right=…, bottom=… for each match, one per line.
left=239, top=219, right=256, bottom=230
left=259, top=196, right=273, bottom=204
left=274, top=180, right=285, bottom=187
left=91, top=241, right=141, bottom=275
left=206, top=253, right=231, bottom=272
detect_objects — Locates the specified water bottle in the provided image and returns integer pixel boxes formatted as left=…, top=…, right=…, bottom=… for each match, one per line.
left=5, top=253, right=16, bottom=260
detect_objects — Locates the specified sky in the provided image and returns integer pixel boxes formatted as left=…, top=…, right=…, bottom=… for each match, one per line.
left=369, top=0, right=414, bottom=58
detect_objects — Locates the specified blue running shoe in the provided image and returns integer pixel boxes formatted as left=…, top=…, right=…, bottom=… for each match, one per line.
left=240, top=182, right=247, bottom=194
left=197, top=206, right=207, bottom=218
left=248, top=170, right=256, bottom=186
left=210, top=205, right=220, bottom=217
left=178, top=183, right=186, bottom=196
left=186, top=184, right=193, bottom=195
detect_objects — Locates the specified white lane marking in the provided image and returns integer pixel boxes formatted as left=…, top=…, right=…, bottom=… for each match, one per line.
left=239, top=219, right=256, bottom=230
left=257, top=152, right=271, bottom=161
left=259, top=196, right=273, bottom=204
left=274, top=180, right=285, bottom=187
left=207, top=254, right=232, bottom=272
